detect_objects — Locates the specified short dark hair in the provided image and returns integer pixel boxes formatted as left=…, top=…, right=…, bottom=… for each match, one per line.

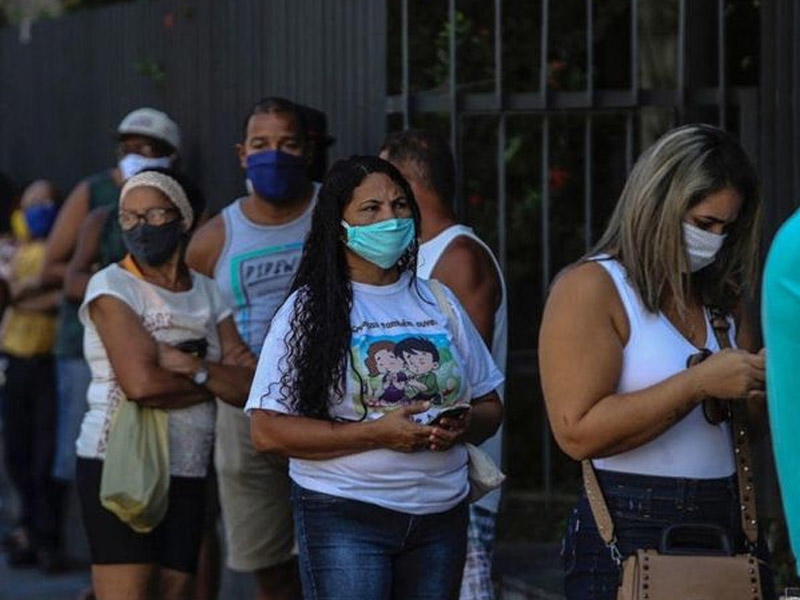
left=394, top=337, right=439, bottom=363
left=380, top=129, right=455, bottom=204
left=242, top=96, right=308, bottom=143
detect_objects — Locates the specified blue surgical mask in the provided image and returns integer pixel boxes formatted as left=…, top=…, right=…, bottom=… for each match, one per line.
left=341, top=218, right=416, bottom=269
left=23, top=204, right=58, bottom=239
left=245, top=150, right=307, bottom=203
left=119, top=154, right=173, bottom=181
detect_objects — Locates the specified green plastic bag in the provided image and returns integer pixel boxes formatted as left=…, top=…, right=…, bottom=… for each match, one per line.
left=100, top=399, right=170, bottom=533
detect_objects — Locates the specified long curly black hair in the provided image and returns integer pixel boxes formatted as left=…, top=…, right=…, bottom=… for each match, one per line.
left=278, top=155, right=421, bottom=420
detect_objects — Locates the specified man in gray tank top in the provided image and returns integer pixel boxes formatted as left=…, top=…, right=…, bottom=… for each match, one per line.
left=381, top=130, right=508, bottom=600
left=187, top=97, right=321, bottom=599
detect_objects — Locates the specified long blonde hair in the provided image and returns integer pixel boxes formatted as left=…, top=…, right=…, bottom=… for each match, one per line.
left=589, top=124, right=761, bottom=316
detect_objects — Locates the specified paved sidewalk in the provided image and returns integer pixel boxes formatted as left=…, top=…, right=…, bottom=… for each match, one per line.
left=0, top=559, right=90, bottom=600
left=0, top=542, right=562, bottom=600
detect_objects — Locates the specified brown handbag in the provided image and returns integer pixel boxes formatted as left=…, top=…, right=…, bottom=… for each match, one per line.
left=582, top=308, right=765, bottom=600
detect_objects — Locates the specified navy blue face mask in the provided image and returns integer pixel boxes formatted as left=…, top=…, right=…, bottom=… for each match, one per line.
left=24, top=204, right=58, bottom=239
left=121, top=221, right=184, bottom=266
left=245, top=150, right=307, bottom=203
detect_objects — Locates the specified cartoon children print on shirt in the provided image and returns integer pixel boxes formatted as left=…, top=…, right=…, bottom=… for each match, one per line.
left=395, top=337, right=442, bottom=404
left=364, top=340, right=409, bottom=404
left=358, top=333, right=461, bottom=413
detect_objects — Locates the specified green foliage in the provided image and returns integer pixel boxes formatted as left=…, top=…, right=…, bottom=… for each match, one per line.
left=134, top=56, right=166, bottom=89
left=427, top=9, right=493, bottom=91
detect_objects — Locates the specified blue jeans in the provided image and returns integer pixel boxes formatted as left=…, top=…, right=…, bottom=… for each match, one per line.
left=292, top=483, right=468, bottom=600
left=562, top=470, right=774, bottom=600
left=52, top=358, right=91, bottom=482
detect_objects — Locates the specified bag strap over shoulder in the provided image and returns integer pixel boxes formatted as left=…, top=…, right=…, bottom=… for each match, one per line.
left=707, top=307, right=759, bottom=547
left=582, top=306, right=759, bottom=555
left=428, top=279, right=459, bottom=338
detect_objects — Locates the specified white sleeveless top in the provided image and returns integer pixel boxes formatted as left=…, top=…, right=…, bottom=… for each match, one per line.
left=592, top=258, right=735, bottom=479
left=418, top=224, right=508, bottom=512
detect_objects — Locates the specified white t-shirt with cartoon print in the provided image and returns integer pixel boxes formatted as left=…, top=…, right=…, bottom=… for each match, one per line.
left=245, top=273, right=504, bottom=515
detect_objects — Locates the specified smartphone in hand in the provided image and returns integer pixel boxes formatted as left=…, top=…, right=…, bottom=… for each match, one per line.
left=173, top=338, right=209, bottom=359
left=429, top=405, right=470, bottom=426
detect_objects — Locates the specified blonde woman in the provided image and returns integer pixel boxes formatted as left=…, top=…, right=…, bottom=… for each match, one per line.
left=538, top=124, right=772, bottom=599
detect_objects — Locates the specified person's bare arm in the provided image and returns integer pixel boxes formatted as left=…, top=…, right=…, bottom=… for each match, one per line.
left=64, top=206, right=110, bottom=302
left=7, top=251, right=61, bottom=307
left=156, top=316, right=256, bottom=407
left=42, top=180, right=92, bottom=285
left=539, top=262, right=766, bottom=461
left=89, top=295, right=213, bottom=409
left=733, top=304, right=769, bottom=437
left=430, top=236, right=501, bottom=345
left=14, top=288, right=61, bottom=312
left=250, top=403, right=436, bottom=460
left=185, top=215, right=225, bottom=278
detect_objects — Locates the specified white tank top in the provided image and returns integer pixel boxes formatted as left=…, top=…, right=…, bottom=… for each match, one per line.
left=591, top=258, right=735, bottom=479
left=417, top=224, right=508, bottom=512
left=214, top=186, right=318, bottom=356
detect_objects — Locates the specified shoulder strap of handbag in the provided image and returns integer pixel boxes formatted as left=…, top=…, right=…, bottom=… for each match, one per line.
left=581, top=306, right=759, bottom=553
left=707, top=307, right=759, bottom=547
left=428, top=279, right=461, bottom=341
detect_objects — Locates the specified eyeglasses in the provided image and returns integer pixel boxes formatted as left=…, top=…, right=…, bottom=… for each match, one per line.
left=118, top=207, right=179, bottom=231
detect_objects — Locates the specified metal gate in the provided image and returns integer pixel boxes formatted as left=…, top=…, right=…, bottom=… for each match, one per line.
left=385, top=0, right=760, bottom=498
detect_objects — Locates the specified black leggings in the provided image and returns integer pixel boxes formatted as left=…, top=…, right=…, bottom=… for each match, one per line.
left=76, top=458, right=206, bottom=573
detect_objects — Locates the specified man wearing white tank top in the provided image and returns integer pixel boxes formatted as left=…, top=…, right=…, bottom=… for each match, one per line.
left=187, top=97, right=322, bottom=600
left=381, top=130, right=508, bottom=600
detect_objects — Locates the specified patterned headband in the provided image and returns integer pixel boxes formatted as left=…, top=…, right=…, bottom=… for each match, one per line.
left=119, top=171, right=193, bottom=231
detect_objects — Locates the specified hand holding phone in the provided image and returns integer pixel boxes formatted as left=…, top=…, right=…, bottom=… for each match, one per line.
left=429, top=405, right=470, bottom=426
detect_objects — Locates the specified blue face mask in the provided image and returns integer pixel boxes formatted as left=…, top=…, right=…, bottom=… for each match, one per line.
left=23, top=204, right=58, bottom=239
left=245, top=150, right=307, bottom=203
left=341, top=218, right=416, bottom=269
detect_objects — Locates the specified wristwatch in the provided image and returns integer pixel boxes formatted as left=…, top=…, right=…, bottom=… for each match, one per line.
left=192, top=363, right=209, bottom=386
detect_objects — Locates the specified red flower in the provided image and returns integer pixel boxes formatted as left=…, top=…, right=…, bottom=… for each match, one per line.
left=163, top=12, right=176, bottom=29
left=548, top=166, right=569, bottom=192
left=547, top=59, right=567, bottom=90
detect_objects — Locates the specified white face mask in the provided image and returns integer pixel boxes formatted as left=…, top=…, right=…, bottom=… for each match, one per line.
left=118, top=154, right=173, bottom=181
left=682, top=221, right=727, bottom=272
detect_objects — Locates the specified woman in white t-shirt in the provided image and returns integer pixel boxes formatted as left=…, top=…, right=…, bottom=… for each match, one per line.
left=246, top=155, right=503, bottom=600
left=75, top=169, right=254, bottom=600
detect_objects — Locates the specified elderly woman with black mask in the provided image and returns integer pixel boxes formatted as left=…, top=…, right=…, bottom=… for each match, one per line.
left=74, top=168, right=254, bottom=600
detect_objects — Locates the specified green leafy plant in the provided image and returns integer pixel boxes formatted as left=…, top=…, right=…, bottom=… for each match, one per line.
left=134, top=56, right=166, bottom=89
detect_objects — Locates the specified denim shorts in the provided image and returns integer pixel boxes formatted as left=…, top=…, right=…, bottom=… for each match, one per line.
left=52, top=357, right=92, bottom=482
left=292, top=483, right=468, bottom=600
left=562, top=469, right=774, bottom=600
